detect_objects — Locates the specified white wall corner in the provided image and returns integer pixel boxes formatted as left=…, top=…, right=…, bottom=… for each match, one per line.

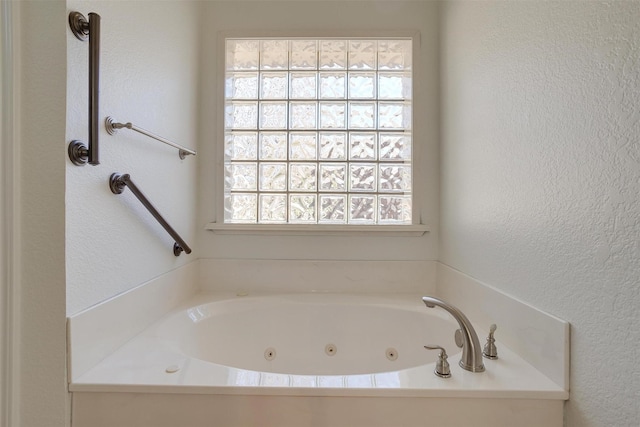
left=436, top=263, right=569, bottom=391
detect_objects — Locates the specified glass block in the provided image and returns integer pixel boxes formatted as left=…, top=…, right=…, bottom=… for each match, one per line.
left=226, top=39, right=259, bottom=71
left=319, top=40, right=347, bottom=70
left=319, top=132, right=347, bottom=160
left=289, top=163, right=317, bottom=191
left=225, top=163, right=257, bottom=191
left=378, top=72, right=410, bottom=99
left=319, top=195, right=346, bottom=223
left=378, top=102, right=408, bottom=129
left=348, top=40, right=376, bottom=70
left=259, top=132, right=287, bottom=160
left=290, top=40, right=318, bottom=69
left=260, top=40, right=288, bottom=70
left=224, top=132, right=257, bottom=160
left=224, top=193, right=257, bottom=223
left=226, top=72, right=258, bottom=99
left=261, top=72, right=288, bottom=99
left=349, top=195, right=376, bottom=223
left=290, top=102, right=317, bottom=129
left=259, top=194, right=287, bottom=223
left=348, top=103, right=375, bottom=129
left=259, top=163, right=287, bottom=191
left=223, top=38, right=415, bottom=225
left=349, top=163, right=376, bottom=192
left=379, top=133, right=411, bottom=160
left=259, top=102, right=288, bottom=129
left=319, top=164, right=347, bottom=191
left=349, top=133, right=376, bottom=160
left=226, top=102, right=258, bottom=129
left=379, top=164, right=411, bottom=192
left=290, top=72, right=317, bottom=99
left=289, top=194, right=317, bottom=223
left=348, top=72, right=375, bottom=99
left=319, top=103, right=346, bottom=129
left=289, top=132, right=317, bottom=160
left=378, top=40, right=412, bottom=70
left=379, top=196, right=411, bottom=223
left=319, top=72, right=346, bottom=99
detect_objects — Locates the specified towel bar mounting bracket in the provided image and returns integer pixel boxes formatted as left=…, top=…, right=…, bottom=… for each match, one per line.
left=69, top=11, right=89, bottom=40
left=68, top=140, right=89, bottom=166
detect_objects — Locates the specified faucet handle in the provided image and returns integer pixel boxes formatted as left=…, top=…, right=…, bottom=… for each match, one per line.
left=454, top=329, right=464, bottom=348
left=483, top=324, right=498, bottom=359
left=424, top=345, right=452, bottom=378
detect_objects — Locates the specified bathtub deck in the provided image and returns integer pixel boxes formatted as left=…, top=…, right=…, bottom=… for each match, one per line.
left=70, top=342, right=566, bottom=399
left=71, top=345, right=567, bottom=427
left=69, top=292, right=567, bottom=400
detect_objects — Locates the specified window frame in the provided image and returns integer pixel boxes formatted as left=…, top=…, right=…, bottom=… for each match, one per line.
left=209, top=30, right=428, bottom=236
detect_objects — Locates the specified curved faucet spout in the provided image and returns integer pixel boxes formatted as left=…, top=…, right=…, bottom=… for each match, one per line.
left=422, top=296, right=485, bottom=373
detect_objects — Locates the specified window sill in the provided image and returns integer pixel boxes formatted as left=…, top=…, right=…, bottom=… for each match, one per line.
left=205, top=222, right=429, bottom=237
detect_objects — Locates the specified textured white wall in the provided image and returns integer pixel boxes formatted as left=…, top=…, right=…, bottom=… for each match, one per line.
left=13, top=1, right=69, bottom=425
left=66, top=1, right=201, bottom=315
left=440, top=2, right=640, bottom=426
left=197, top=1, right=440, bottom=261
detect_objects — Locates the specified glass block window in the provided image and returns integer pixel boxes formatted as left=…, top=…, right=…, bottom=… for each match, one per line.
left=224, top=38, right=412, bottom=224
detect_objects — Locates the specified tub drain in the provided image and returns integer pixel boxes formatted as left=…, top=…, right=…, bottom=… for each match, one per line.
left=264, top=347, right=276, bottom=361
left=325, top=344, right=337, bottom=356
left=386, top=348, right=398, bottom=361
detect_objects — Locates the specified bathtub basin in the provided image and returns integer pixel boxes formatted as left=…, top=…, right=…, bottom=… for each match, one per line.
left=157, top=293, right=456, bottom=375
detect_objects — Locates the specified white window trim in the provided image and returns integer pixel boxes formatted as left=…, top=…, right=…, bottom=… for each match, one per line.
left=208, top=30, right=427, bottom=236
left=206, top=222, right=429, bottom=236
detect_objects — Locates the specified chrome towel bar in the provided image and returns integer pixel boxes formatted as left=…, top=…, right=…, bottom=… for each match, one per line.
left=109, top=173, right=192, bottom=256
left=68, top=11, right=101, bottom=166
left=105, top=116, right=197, bottom=159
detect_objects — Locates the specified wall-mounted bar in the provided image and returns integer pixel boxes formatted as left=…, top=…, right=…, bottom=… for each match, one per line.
left=68, top=11, right=101, bottom=166
left=109, top=173, right=192, bottom=256
left=105, top=116, right=197, bottom=160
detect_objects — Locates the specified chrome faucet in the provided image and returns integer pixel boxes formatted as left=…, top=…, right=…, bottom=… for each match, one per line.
left=422, top=296, right=485, bottom=373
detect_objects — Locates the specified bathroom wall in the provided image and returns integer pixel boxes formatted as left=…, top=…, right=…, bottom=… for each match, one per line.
left=9, top=1, right=69, bottom=426
left=440, top=2, right=640, bottom=426
left=0, top=1, right=10, bottom=421
left=197, top=0, right=440, bottom=263
left=66, top=1, right=201, bottom=315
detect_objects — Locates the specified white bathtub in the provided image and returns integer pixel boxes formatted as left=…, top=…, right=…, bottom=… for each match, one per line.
left=70, top=292, right=568, bottom=427
left=158, top=293, right=456, bottom=376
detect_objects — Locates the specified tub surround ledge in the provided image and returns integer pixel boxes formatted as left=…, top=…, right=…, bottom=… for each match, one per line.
left=67, top=261, right=199, bottom=382
left=436, top=262, right=570, bottom=391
